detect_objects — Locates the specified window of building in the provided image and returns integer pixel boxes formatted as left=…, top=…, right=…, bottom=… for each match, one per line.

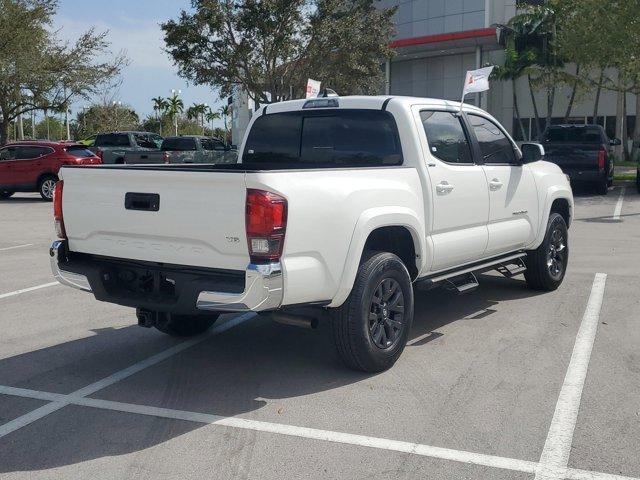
left=420, top=110, right=473, bottom=164
left=468, top=114, right=517, bottom=164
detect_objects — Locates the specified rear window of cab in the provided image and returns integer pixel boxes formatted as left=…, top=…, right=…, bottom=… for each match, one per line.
left=242, top=110, right=403, bottom=168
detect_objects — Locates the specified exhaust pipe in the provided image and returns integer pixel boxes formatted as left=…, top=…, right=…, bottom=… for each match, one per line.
left=270, top=312, right=318, bottom=330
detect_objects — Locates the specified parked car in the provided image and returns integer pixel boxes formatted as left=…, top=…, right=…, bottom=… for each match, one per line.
left=124, top=135, right=237, bottom=164
left=90, top=131, right=163, bottom=164
left=0, top=141, right=101, bottom=200
left=542, top=124, right=619, bottom=195
left=50, top=95, right=573, bottom=372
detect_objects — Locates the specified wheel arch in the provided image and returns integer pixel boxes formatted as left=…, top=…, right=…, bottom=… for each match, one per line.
left=36, top=171, right=59, bottom=187
left=329, top=207, right=426, bottom=308
left=530, top=186, right=573, bottom=250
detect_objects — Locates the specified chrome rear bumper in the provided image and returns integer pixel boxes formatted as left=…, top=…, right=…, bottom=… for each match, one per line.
left=50, top=240, right=283, bottom=312
left=49, top=240, right=92, bottom=292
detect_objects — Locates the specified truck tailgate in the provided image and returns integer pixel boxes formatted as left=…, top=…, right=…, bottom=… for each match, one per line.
left=60, top=166, right=250, bottom=270
left=544, top=143, right=600, bottom=173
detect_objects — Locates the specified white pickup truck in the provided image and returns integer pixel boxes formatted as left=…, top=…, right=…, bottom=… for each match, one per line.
left=50, top=95, right=573, bottom=372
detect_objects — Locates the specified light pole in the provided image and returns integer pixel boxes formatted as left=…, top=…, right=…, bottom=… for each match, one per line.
left=202, top=102, right=208, bottom=135
left=171, top=89, right=181, bottom=135
left=112, top=101, right=122, bottom=130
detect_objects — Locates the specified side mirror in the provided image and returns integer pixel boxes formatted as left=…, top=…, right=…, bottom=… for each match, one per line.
left=521, top=142, right=545, bottom=164
left=610, top=138, right=621, bottom=146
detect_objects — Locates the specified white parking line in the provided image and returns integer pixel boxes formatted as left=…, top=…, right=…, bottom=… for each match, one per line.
left=535, top=273, right=608, bottom=480
left=0, top=243, right=33, bottom=252
left=0, top=312, right=256, bottom=438
left=0, top=282, right=58, bottom=300
left=613, top=187, right=626, bottom=220
left=0, top=383, right=637, bottom=480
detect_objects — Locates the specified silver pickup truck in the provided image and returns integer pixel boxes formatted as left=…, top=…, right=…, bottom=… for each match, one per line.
left=124, top=136, right=238, bottom=164
left=90, top=131, right=163, bottom=164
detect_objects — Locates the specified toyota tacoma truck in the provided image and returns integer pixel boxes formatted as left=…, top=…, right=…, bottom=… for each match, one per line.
left=50, top=96, right=573, bottom=372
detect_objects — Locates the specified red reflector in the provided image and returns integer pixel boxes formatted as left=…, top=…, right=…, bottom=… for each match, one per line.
left=245, top=189, right=287, bottom=263
left=598, top=148, right=606, bottom=170
left=53, top=180, right=66, bottom=239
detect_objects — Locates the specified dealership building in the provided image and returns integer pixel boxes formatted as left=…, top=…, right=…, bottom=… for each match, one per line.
left=232, top=1, right=636, bottom=146
left=382, top=0, right=636, bottom=143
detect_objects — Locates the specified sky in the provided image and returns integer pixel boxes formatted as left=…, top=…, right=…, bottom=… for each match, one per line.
left=54, top=0, right=225, bottom=126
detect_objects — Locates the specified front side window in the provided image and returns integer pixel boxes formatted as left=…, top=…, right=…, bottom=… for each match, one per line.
left=468, top=114, right=516, bottom=165
left=420, top=111, right=473, bottom=164
left=0, top=147, right=16, bottom=161
left=134, top=134, right=158, bottom=149
left=242, top=110, right=403, bottom=168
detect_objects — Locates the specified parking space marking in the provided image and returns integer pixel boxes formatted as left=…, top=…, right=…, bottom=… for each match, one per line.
left=613, top=187, right=626, bottom=220
left=0, top=243, right=33, bottom=252
left=0, top=282, right=59, bottom=300
left=0, top=312, right=256, bottom=439
left=535, top=273, right=608, bottom=480
left=1, top=383, right=638, bottom=480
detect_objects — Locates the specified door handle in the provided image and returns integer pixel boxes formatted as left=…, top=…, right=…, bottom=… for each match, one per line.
left=436, top=181, right=455, bottom=194
left=489, top=178, right=503, bottom=190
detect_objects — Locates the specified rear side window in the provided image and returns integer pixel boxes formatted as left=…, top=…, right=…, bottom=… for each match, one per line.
left=162, top=137, right=197, bottom=151
left=468, top=114, right=516, bottom=165
left=95, top=134, right=130, bottom=147
left=66, top=146, right=95, bottom=158
left=243, top=110, right=403, bottom=168
left=544, top=126, right=602, bottom=143
left=420, top=111, right=473, bottom=164
left=15, top=146, right=53, bottom=159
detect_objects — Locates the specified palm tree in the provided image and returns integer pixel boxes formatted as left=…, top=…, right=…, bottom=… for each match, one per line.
left=152, top=96, right=168, bottom=135
left=167, top=93, right=184, bottom=135
left=205, top=109, right=220, bottom=133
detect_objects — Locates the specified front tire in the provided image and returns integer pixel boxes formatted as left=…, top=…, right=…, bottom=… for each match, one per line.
left=155, top=313, right=219, bottom=337
left=0, top=191, right=14, bottom=200
left=524, top=213, right=568, bottom=291
left=38, top=175, right=57, bottom=201
left=331, top=252, right=414, bottom=373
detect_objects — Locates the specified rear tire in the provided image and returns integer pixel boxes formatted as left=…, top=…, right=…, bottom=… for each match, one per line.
left=38, top=175, right=57, bottom=201
left=155, top=313, right=219, bottom=337
left=524, top=213, right=568, bottom=291
left=596, top=179, right=608, bottom=195
left=0, top=191, right=14, bottom=199
left=331, top=252, right=414, bottom=373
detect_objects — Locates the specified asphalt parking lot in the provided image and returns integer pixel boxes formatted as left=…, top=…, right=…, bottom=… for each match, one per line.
left=0, top=184, right=638, bottom=480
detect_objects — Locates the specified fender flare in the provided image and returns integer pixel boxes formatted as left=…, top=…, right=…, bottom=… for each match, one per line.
left=329, top=206, right=426, bottom=308
left=530, top=186, right=573, bottom=249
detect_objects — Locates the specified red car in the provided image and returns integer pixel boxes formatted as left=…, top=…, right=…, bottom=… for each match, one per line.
left=0, top=141, right=101, bottom=201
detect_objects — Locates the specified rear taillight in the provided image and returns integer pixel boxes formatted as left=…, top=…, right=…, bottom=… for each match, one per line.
left=163, top=152, right=171, bottom=164
left=598, top=148, right=606, bottom=170
left=245, top=189, right=287, bottom=263
left=96, top=148, right=103, bottom=162
left=53, top=180, right=66, bottom=239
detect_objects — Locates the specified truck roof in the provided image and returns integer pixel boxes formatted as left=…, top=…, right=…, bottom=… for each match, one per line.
left=260, top=95, right=489, bottom=116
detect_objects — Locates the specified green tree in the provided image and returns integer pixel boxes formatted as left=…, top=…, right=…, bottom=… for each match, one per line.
left=74, top=103, right=139, bottom=138
left=0, top=0, right=126, bottom=145
left=151, top=96, right=168, bottom=135
left=205, top=108, right=220, bottom=133
left=161, top=0, right=396, bottom=104
left=555, top=0, right=640, bottom=160
left=166, top=93, right=184, bottom=135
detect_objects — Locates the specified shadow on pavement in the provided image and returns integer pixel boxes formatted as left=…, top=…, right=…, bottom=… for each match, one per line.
left=0, top=272, right=544, bottom=473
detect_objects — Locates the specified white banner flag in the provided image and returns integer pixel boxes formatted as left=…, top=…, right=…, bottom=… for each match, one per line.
left=306, top=78, right=321, bottom=98
left=462, top=66, right=494, bottom=98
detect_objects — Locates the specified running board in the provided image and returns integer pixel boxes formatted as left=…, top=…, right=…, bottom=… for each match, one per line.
left=496, top=258, right=527, bottom=278
left=416, top=252, right=527, bottom=290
